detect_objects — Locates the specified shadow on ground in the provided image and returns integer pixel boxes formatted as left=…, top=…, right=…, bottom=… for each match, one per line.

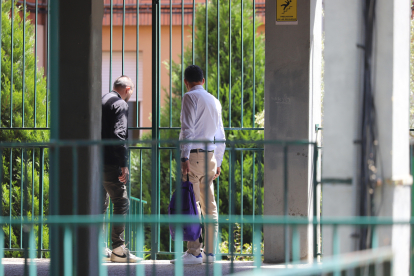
left=2, top=258, right=293, bottom=276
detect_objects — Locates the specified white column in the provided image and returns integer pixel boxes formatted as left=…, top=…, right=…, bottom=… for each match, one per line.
left=322, top=0, right=364, bottom=256
left=375, top=0, right=412, bottom=275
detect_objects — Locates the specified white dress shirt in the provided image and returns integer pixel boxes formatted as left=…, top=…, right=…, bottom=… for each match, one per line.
left=179, top=85, right=226, bottom=167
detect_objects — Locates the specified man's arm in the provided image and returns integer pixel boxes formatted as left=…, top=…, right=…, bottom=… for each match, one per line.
left=113, top=101, right=129, bottom=183
left=180, top=94, right=196, bottom=172
left=214, top=104, right=226, bottom=174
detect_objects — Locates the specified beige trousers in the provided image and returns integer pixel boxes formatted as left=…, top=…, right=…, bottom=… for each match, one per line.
left=182, top=151, right=218, bottom=256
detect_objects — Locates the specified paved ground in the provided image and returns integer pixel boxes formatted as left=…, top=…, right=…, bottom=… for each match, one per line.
left=2, top=258, right=301, bottom=275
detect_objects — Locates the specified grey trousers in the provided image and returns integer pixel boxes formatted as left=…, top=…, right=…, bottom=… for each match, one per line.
left=103, top=165, right=130, bottom=249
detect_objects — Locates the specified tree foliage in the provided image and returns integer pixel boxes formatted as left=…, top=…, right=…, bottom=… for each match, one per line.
left=0, top=0, right=50, bottom=257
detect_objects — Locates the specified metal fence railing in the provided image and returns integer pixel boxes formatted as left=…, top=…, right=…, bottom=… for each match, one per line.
left=0, top=139, right=319, bottom=265
left=0, top=214, right=401, bottom=276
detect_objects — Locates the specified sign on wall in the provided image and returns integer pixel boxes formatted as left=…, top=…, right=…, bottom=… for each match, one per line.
left=276, top=0, right=298, bottom=25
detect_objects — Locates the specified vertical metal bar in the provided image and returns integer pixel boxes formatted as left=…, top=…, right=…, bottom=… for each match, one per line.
left=253, top=222, right=261, bottom=269
left=216, top=172, right=220, bottom=214
left=110, top=0, right=113, bottom=92
left=63, top=226, right=72, bottom=276
left=169, top=150, right=172, bottom=252
left=217, top=0, right=220, bottom=99
left=333, top=225, right=340, bottom=276
left=10, top=1, right=14, bottom=128
left=140, top=150, right=143, bottom=216
left=0, top=227, right=4, bottom=276
left=0, top=1, right=2, bottom=125
left=0, top=149, right=3, bottom=217
left=46, top=0, right=50, bottom=128
left=23, top=150, right=28, bottom=276
left=312, top=143, right=318, bottom=258
left=411, top=144, right=414, bottom=276
left=292, top=225, right=300, bottom=262
left=174, top=143, right=183, bottom=276
left=37, top=148, right=44, bottom=258
left=240, top=151, right=243, bottom=254
left=29, top=226, right=36, bottom=276
left=157, top=4, right=162, bottom=259
left=136, top=0, right=140, bottom=127
left=18, top=150, right=22, bottom=248
left=228, top=0, right=231, bottom=128
left=240, top=0, right=243, bottom=127
left=257, top=151, right=262, bottom=215
left=169, top=0, right=172, bottom=127
left=22, top=0, right=26, bottom=127
left=252, top=151, right=255, bottom=251
left=127, top=150, right=132, bottom=253
left=283, top=145, right=289, bottom=263
left=9, top=150, right=13, bottom=249
left=0, top=149, right=3, bottom=276
left=252, top=0, right=256, bottom=127
left=34, top=0, right=38, bottom=127
left=23, top=149, right=28, bottom=218
left=181, top=0, right=184, bottom=98
left=136, top=191, right=144, bottom=276
left=230, top=144, right=236, bottom=273
left=127, top=152, right=131, bottom=276
left=151, top=0, right=160, bottom=260
left=31, top=149, right=35, bottom=216
left=204, top=142, right=209, bottom=275
left=205, top=0, right=208, bottom=91
left=372, top=226, right=378, bottom=249
left=214, top=225, right=223, bottom=275
left=333, top=224, right=340, bottom=255
left=23, top=150, right=28, bottom=271
left=50, top=0, right=61, bottom=270
left=98, top=227, right=108, bottom=276
left=122, top=0, right=126, bottom=75
left=157, top=150, right=161, bottom=254
left=192, top=0, right=195, bottom=64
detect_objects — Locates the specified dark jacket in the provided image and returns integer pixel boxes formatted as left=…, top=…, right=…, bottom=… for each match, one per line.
left=102, top=91, right=129, bottom=167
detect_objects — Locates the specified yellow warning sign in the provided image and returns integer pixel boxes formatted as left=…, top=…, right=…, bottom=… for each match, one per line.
left=276, top=0, right=297, bottom=23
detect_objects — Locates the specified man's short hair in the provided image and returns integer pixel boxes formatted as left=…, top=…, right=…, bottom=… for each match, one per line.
left=184, top=65, right=204, bottom=83
left=113, top=75, right=134, bottom=90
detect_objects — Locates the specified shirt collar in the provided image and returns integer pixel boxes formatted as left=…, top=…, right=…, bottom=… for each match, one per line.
left=111, top=90, right=122, bottom=98
left=189, top=85, right=204, bottom=92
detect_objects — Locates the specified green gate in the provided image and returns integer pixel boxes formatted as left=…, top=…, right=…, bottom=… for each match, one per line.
left=0, top=0, right=267, bottom=261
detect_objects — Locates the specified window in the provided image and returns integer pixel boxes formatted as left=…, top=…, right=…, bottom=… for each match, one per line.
left=102, top=51, right=143, bottom=102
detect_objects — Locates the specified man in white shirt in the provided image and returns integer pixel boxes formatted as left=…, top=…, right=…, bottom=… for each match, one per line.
left=171, top=65, right=226, bottom=265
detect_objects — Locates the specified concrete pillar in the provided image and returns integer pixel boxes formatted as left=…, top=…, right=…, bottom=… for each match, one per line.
left=322, top=0, right=364, bottom=256
left=50, top=1, right=103, bottom=275
left=264, top=0, right=322, bottom=262
left=323, top=0, right=412, bottom=274
left=374, top=0, right=412, bottom=275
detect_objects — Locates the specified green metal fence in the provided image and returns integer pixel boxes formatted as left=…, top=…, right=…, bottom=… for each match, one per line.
left=0, top=213, right=401, bottom=276
left=0, top=0, right=264, bottom=259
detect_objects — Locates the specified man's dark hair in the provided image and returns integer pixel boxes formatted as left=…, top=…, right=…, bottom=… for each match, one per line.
left=184, top=65, right=204, bottom=83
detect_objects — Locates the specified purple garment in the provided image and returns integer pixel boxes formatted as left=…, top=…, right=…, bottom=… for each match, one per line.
left=168, top=178, right=202, bottom=242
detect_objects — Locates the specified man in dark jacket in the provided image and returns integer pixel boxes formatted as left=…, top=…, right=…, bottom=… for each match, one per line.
left=101, top=75, right=140, bottom=263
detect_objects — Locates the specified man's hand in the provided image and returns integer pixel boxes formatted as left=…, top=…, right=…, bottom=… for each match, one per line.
left=181, top=160, right=190, bottom=175
left=119, top=167, right=129, bottom=184
left=213, top=167, right=221, bottom=180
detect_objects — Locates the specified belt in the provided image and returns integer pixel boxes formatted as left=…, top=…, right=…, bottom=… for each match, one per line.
left=190, top=149, right=214, bottom=153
